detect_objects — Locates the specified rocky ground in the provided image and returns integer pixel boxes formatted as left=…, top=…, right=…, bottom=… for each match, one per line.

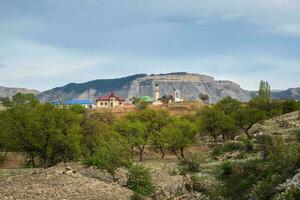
left=0, top=163, right=133, bottom=200
left=0, top=162, right=198, bottom=200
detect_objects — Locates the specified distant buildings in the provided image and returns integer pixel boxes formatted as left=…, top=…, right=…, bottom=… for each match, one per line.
left=52, top=99, right=95, bottom=109
left=96, top=92, right=125, bottom=108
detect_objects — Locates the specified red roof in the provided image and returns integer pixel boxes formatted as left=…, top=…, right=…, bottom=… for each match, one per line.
left=96, top=92, right=125, bottom=101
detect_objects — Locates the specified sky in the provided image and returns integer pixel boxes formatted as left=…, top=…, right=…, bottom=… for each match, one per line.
left=0, top=0, right=300, bottom=91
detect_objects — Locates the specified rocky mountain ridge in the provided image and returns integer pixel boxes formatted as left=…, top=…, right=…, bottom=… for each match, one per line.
left=0, top=86, right=39, bottom=99
left=38, top=73, right=253, bottom=103
left=1, top=73, right=299, bottom=103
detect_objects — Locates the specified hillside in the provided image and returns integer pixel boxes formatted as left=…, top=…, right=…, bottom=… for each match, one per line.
left=38, top=73, right=252, bottom=103
left=272, top=87, right=300, bottom=100
left=0, top=86, right=39, bottom=98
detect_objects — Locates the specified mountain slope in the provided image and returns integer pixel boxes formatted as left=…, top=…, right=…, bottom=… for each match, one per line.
left=272, top=88, right=300, bottom=99
left=38, top=74, right=147, bottom=102
left=0, top=86, right=39, bottom=98
left=38, top=73, right=252, bottom=103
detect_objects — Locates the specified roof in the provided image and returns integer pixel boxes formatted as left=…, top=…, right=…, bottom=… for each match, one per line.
left=96, top=92, right=125, bottom=101
left=140, top=96, right=153, bottom=102
left=52, top=99, right=95, bottom=105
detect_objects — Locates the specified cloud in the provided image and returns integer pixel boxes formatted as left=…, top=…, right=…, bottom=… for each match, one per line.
left=274, top=24, right=300, bottom=37
left=0, top=0, right=299, bottom=91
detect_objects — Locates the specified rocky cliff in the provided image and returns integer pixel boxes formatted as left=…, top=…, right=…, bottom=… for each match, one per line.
left=272, top=87, right=300, bottom=100
left=38, top=73, right=252, bottom=103
left=0, top=86, right=39, bottom=98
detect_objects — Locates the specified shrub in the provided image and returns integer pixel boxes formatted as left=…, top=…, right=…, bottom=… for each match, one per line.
left=293, top=130, right=300, bottom=142
left=84, top=134, right=131, bottom=180
left=215, top=159, right=266, bottom=199
left=130, top=193, right=145, bottom=200
left=127, top=165, right=155, bottom=197
left=222, top=141, right=244, bottom=152
left=179, top=153, right=206, bottom=174
left=242, top=137, right=254, bottom=152
left=210, top=145, right=222, bottom=159
left=275, top=185, right=300, bottom=200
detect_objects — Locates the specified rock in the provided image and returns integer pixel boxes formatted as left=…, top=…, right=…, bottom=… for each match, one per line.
left=114, top=167, right=129, bottom=186
left=0, top=163, right=133, bottom=200
left=150, top=167, right=189, bottom=200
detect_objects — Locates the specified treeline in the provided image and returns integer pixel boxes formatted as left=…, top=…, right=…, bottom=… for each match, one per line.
left=0, top=81, right=300, bottom=172
left=0, top=93, right=199, bottom=169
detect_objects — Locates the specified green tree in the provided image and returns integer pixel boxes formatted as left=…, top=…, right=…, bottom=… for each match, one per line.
left=69, top=104, right=86, bottom=114
left=117, top=109, right=170, bottom=161
left=0, top=94, right=83, bottom=168
left=127, top=164, right=155, bottom=197
left=4, top=93, right=39, bottom=108
left=215, top=96, right=241, bottom=116
left=81, top=113, right=115, bottom=157
left=115, top=119, right=147, bottom=158
left=85, top=132, right=131, bottom=180
left=234, top=107, right=267, bottom=139
left=198, top=107, right=237, bottom=142
left=250, top=80, right=272, bottom=113
left=198, top=93, right=209, bottom=104
left=158, top=95, right=174, bottom=107
left=160, top=118, right=198, bottom=159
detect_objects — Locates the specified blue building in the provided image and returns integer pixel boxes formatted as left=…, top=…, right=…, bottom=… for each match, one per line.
left=51, top=99, right=95, bottom=109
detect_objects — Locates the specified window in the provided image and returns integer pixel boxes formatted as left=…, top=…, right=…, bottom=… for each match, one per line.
left=119, top=102, right=122, bottom=105
left=105, top=102, right=107, bottom=105
left=101, top=102, right=103, bottom=106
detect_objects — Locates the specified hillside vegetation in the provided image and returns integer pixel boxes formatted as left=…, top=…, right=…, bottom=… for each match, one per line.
left=1, top=81, right=300, bottom=199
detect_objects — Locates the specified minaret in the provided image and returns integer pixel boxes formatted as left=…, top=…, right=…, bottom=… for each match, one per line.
left=154, top=83, right=160, bottom=101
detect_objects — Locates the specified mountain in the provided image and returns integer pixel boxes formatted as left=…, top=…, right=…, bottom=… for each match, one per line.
left=0, top=86, right=39, bottom=98
left=272, top=88, right=300, bottom=100
left=38, top=73, right=252, bottom=103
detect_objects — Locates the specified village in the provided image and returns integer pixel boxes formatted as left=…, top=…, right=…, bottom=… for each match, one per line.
left=50, top=84, right=203, bottom=111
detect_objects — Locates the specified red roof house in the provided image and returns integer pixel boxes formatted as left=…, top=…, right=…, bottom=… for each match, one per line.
left=96, top=92, right=125, bottom=108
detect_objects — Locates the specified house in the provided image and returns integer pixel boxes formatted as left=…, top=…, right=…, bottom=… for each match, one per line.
left=51, top=99, right=96, bottom=109
left=96, top=92, right=125, bottom=108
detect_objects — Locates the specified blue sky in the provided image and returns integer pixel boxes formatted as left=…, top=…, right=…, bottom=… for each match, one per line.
left=0, top=0, right=299, bottom=91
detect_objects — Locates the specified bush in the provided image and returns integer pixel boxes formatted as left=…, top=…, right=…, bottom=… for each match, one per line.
left=293, top=130, right=300, bottom=142
left=130, top=193, right=145, bottom=200
left=84, top=134, right=131, bottom=180
left=210, top=145, right=222, bottom=159
left=222, top=141, right=244, bottom=152
left=215, top=159, right=266, bottom=199
left=179, top=153, right=206, bottom=174
left=127, top=165, right=155, bottom=197
left=275, top=185, right=300, bottom=200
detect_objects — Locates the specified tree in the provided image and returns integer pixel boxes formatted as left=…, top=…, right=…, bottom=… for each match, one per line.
left=130, top=97, right=151, bottom=110
left=127, top=164, right=155, bottom=197
left=250, top=80, right=272, bottom=113
left=81, top=113, right=115, bottom=157
left=215, top=96, right=241, bottom=116
left=84, top=132, right=131, bottom=180
left=114, top=119, right=147, bottom=158
left=3, top=93, right=39, bottom=108
left=198, top=107, right=237, bottom=142
left=160, top=118, right=198, bottom=159
left=0, top=94, right=83, bottom=168
left=234, top=106, right=267, bottom=139
left=116, top=109, right=170, bottom=161
left=69, top=104, right=86, bottom=114
left=158, top=95, right=174, bottom=107
left=199, top=93, right=209, bottom=104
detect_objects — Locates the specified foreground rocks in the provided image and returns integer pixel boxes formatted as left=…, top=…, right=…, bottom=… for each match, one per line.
left=0, top=162, right=197, bottom=200
left=0, top=163, right=133, bottom=200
